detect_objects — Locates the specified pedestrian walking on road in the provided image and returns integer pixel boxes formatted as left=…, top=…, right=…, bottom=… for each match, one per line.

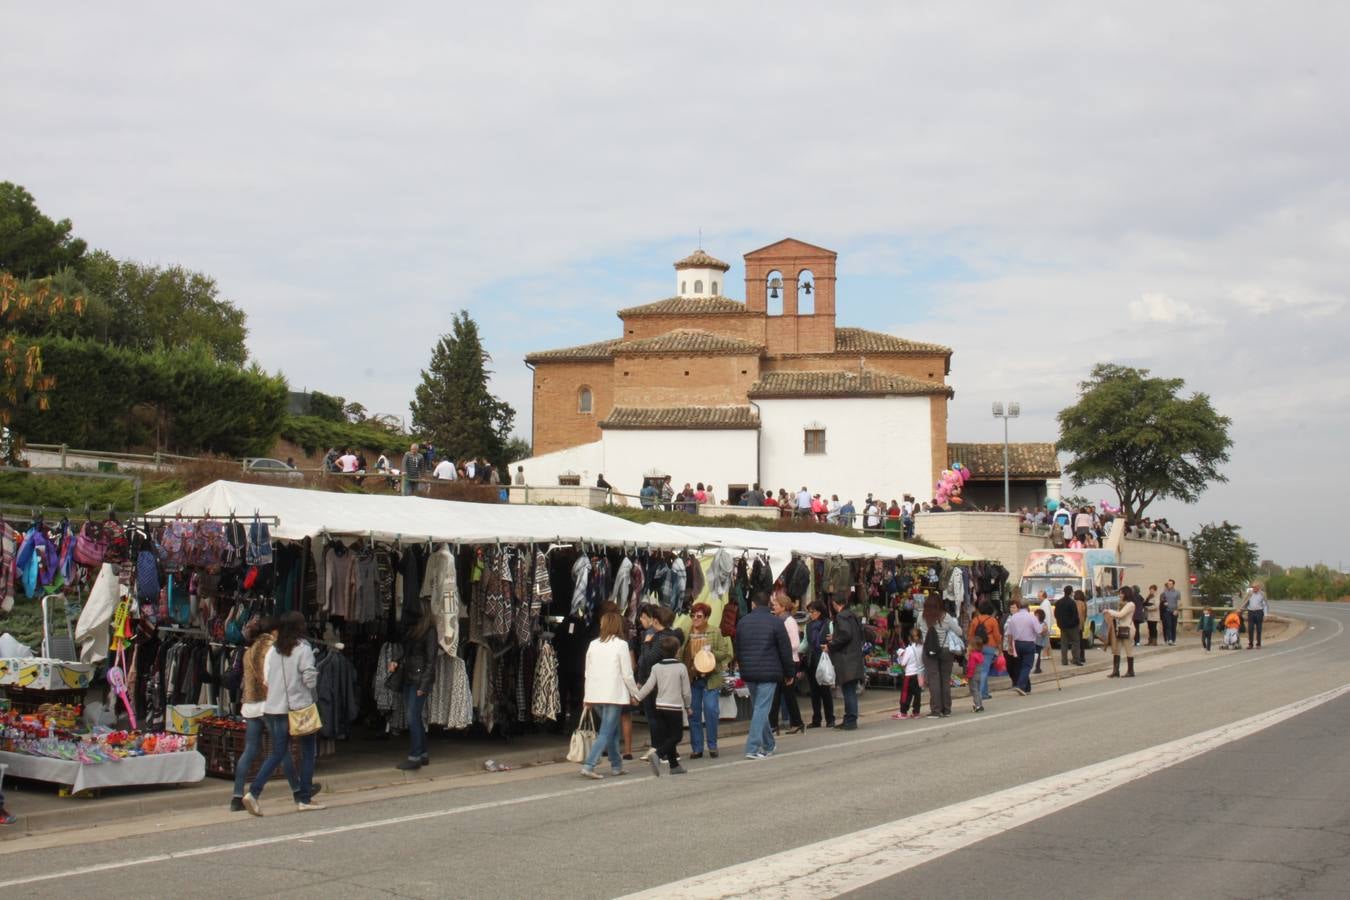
left=231, top=615, right=280, bottom=812
left=1198, top=608, right=1217, bottom=651
left=735, top=591, right=794, bottom=759
left=1104, top=588, right=1137, bottom=678
left=803, top=601, right=835, bottom=728
left=826, top=595, right=866, bottom=730
left=770, top=595, right=805, bottom=734
left=1242, top=583, right=1269, bottom=648
left=390, top=601, right=438, bottom=771
left=1033, top=608, right=1049, bottom=674
left=967, top=602, right=1001, bottom=704
left=633, top=634, right=692, bottom=775
left=680, top=603, right=732, bottom=759
left=244, top=611, right=324, bottom=815
left=920, top=591, right=960, bottom=717
left=1160, top=579, right=1182, bottom=644
left=1054, top=589, right=1081, bottom=669
left=1004, top=601, right=1041, bottom=695
left=965, top=636, right=988, bottom=712
left=895, top=628, right=924, bottom=718
left=579, top=612, right=642, bottom=779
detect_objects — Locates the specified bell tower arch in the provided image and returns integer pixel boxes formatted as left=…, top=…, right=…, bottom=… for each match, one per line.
left=744, top=238, right=837, bottom=354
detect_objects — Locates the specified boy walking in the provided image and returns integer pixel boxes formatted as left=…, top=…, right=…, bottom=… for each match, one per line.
left=634, top=635, right=692, bottom=775
left=1198, top=608, right=1217, bottom=651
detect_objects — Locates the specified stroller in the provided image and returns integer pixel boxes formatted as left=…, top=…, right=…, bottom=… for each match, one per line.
left=1220, top=611, right=1242, bottom=650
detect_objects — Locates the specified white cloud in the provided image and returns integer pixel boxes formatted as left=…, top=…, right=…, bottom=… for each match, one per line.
left=3, top=2, right=1350, bottom=564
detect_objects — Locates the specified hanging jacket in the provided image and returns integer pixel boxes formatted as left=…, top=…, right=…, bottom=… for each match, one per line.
left=421, top=546, right=460, bottom=656
left=706, top=548, right=733, bottom=599
left=570, top=554, right=590, bottom=618
left=667, top=560, right=687, bottom=612
left=823, top=556, right=852, bottom=596
left=782, top=557, right=811, bottom=602
left=684, top=556, right=704, bottom=606
left=609, top=557, right=633, bottom=609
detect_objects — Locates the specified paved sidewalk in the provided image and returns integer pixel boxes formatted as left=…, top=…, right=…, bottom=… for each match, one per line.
left=0, top=617, right=1294, bottom=840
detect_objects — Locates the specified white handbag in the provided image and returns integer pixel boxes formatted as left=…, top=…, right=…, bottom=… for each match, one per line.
left=566, top=708, right=596, bottom=763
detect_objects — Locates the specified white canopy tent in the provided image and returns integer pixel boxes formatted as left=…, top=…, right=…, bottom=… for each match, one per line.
left=148, top=480, right=695, bottom=549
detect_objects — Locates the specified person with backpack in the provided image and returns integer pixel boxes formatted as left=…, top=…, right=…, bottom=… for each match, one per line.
left=966, top=601, right=1001, bottom=706
left=824, top=595, right=866, bottom=730
left=920, top=591, right=961, bottom=718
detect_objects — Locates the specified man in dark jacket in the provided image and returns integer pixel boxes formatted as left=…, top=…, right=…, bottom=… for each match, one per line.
left=735, top=591, right=793, bottom=758
left=826, top=597, right=866, bottom=729
left=637, top=606, right=683, bottom=761
left=1054, top=586, right=1082, bottom=667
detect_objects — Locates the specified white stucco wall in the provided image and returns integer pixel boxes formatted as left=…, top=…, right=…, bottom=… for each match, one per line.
left=756, top=396, right=933, bottom=508
left=600, top=428, right=759, bottom=499
left=676, top=267, right=723, bottom=298
left=512, top=440, right=605, bottom=487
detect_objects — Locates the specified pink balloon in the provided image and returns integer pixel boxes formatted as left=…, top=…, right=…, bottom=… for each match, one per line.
left=959, top=467, right=971, bottom=483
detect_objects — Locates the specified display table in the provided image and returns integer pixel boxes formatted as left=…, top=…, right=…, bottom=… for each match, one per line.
left=0, top=750, right=205, bottom=793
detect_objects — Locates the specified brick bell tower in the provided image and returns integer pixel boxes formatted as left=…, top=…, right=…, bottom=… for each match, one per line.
left=743, top=238, right=837, bottom=354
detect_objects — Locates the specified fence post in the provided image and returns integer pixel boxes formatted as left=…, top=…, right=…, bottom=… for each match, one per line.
left=154, top=451, right=162, bottom=472
left=60, top=443, right=68, bottom=469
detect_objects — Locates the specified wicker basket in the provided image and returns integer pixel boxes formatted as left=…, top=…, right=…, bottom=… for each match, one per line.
left=198, top=718, right=302, bottom=781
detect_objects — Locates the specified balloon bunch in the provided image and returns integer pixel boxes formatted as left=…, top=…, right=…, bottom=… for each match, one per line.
left=1099, top=500, right=1122, bottom=517
left=935, top=462, right=971, bottom=508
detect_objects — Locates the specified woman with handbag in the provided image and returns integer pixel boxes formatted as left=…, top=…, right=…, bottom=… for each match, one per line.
left=388, top=601, right=438, bottom=771
left=243, top=611, right=324, bottom=815
left=920, top=591, right=960, bottom=718
left=769, top=595, right=805, bottom=735
left=1104, top=587, right=1137, bottom=678
left=579, top=611, right=642, bottom=779
left=803, top=600, right=835, bottom=728
left=680, top=602, right=732, bottom=759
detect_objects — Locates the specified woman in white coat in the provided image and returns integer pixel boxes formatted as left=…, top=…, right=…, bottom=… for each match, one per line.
left=580, top=611, right=642, bottom=779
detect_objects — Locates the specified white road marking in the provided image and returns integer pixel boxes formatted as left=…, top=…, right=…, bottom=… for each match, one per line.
left=619, top=681, right=1350, bottom=899
left=0, top=605, right=1337, bottom=888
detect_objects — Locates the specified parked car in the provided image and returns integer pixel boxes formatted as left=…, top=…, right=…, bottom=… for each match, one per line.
left=242, top=457, right=303, bottom=480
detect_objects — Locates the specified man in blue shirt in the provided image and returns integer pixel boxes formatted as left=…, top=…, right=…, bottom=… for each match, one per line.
left=837, top=499, right=856, bottom=528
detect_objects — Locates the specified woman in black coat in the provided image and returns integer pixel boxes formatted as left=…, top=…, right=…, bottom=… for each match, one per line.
left=803, top=600, right=835, bottom=728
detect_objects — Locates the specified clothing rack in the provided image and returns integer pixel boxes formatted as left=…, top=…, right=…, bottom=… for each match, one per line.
left=140, top=513, right=281, bottom=525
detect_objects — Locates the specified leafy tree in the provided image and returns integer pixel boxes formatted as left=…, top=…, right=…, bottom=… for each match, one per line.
left=410, top=311, right=516, bottom=462
left=1057, top=364, right=1232, bottom=520
left=305, top=390, right=346, bottom=422
left=1266, top=564, right=1349, bottom=601
left=504, top=435, right=532, bottom=464
left=1189, top=521, right=1258, bottom=604
left=79, top=250, right=248, bottom=365
left=0, top=182, right=87, bottom=277
left=0, top=273, right=85, bottom=459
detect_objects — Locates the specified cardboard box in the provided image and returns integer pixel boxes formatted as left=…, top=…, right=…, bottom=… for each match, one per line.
left=167, top=704, right=219, bottom=735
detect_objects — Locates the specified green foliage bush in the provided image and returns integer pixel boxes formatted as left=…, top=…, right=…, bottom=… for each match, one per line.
left=280, top=415, right=407, bottom=456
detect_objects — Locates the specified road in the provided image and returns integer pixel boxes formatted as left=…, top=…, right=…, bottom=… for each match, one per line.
left=0, top=601, right=1345, bottom=899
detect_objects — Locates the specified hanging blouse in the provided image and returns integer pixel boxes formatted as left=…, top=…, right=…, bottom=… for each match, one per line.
left=422, top=546, right=460, bottom=655
left=531, top=642, right=561, bottom=722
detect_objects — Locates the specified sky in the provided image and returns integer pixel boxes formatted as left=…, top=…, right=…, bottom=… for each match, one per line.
left=3, top=3, right=1347, bottom=567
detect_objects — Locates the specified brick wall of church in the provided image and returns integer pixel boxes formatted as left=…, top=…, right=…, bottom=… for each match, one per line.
left=531, top=360, right=614, bottom=455
left=612, top=353, right=762, bottom=407
left=761, top=353, right=949, bottom=381
left=619, top=314, right=765, bottom=343
left=929, top=394, right=949, bottom=493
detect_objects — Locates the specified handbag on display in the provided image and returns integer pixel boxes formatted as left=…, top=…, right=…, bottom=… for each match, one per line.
left=566, top=708, right=597, bottom=763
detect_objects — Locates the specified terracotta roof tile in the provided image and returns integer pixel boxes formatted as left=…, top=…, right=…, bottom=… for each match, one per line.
left=674, top=249, right=731, bottom=271
left=599, top=406, right=760, bottom=430
left=615, top=328, right=763, bottom=355
left=749, top=370, right=953, bottom=398
left=524, top=338, right=622, bottom=363
left=834, top=327, right=951, bottom=356
left=617, top=296, right=747, bottom=317
left=947, top=442, right=1062, bottom=479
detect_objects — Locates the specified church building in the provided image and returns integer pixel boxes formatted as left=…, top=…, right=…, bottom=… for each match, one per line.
left=518, top=238, right=957, bottom=506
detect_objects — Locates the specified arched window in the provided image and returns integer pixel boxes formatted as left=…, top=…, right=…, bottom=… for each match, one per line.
left=711, top=280, right=719, bottom=295
left=578, top=387, right=593, bottom=414
left=765, top=269, right=784, bottom=316
left=681, top=280, right=686, bottom=294
left=798, top=269, right=815, bottom=315
left=694, top=279, right=703, bottom=293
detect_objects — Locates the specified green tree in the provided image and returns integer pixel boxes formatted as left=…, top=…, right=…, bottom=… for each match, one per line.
left=504, top=435, right=532, bottom=464
left=0, top=182, right=87, bottom=277
left=1057, top=363, right=1232, bottom=520
left=1189, top=521, right=1258, bottom=604
left=1, top=273, right=85, bottom=459
left=79, top=250, right=248, bottom=365
left=410, top=311, right=516, bottom=462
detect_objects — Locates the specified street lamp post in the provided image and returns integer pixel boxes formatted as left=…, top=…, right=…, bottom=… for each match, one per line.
left=991, top=401, right=1020, bottom=513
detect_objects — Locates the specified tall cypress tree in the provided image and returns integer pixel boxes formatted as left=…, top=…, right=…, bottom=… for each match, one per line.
left=409, top=311, right=516, bottom=462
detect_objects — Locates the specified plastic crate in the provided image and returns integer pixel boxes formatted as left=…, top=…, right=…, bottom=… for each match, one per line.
left=198, top=718, right=302, bottom=781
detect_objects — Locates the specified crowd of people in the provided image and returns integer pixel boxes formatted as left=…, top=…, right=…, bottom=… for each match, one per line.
left=1020, top=503, right=1182, bottom=546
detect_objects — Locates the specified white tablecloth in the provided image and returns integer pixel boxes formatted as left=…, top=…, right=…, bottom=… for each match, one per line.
left=0, top=750, right=205, bottom=792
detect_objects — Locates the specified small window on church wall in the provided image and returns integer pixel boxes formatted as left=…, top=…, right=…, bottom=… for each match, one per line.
left=694, top=279, right=703, bottom=293
left=711, top=281, right=718, bottom=294
left=578, top=387, right=593, bottom=414
left=804, top=428, right=826, bottom=455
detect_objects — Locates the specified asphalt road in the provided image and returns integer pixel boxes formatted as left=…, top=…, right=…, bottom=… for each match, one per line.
left=1, top=601, right=1345, bottom=899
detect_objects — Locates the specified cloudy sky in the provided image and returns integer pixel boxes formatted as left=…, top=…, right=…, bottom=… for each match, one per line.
left=5, top=3, right=1347, bottom=566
